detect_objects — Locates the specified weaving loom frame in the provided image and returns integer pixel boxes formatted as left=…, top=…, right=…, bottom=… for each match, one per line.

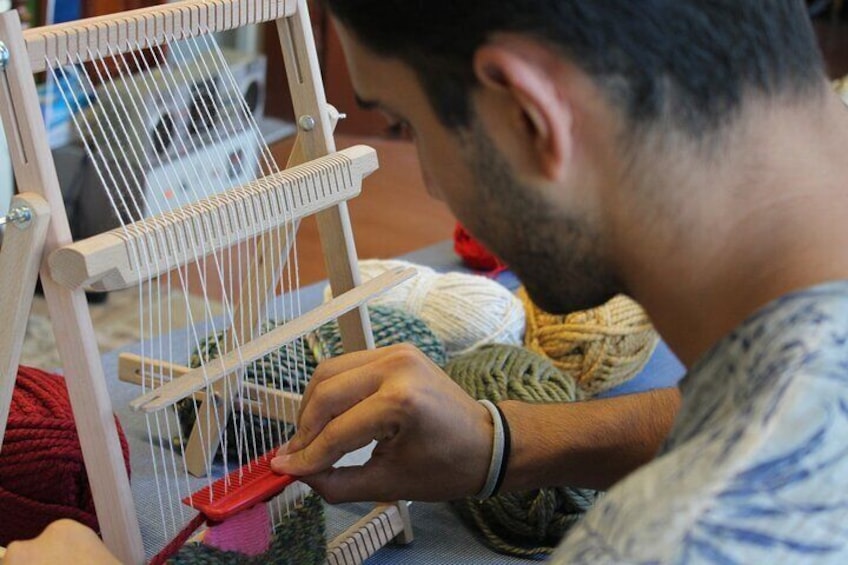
left=0, top=1, right=413, bottom=563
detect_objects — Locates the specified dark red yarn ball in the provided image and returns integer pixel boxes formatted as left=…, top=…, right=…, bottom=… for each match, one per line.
left=453, top=222, right=508, bottom=273
left=0, top=366, right=131, bottom=545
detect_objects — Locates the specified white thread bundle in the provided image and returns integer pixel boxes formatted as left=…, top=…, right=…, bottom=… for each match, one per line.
left=325, top=259, right=525, bottom=358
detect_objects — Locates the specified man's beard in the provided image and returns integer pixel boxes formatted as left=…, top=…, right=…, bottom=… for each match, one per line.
left=460, top=120, right=621, bottom=314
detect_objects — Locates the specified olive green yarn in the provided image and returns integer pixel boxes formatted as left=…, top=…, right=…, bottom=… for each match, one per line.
left=447, top=344, right=586, bottom=404
left=178, top=306, right=448, bottom=460
left=446, top=345, right=600, bottom=559
left=168, top=493, right=326, bottom=564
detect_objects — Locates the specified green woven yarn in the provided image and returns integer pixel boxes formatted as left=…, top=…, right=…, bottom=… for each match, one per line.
left=178, top=306, right=448, bottom=459
left=168, top=493, right=326, bottom=564
left=446, top=345, right=600, bottom=559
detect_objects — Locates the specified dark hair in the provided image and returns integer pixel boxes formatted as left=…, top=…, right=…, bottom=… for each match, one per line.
left=322, top=1, right=825, bottom=136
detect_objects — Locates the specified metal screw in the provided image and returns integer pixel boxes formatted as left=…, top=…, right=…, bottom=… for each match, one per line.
left=0, top=41, right=9, bottom=70
left=298, top=115, right=316, bottom=131
left=0, top=205, right=33, bottom=229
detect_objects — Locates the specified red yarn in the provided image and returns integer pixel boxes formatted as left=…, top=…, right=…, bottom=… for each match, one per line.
left=0, top=366, right=131, bottom=545
left=453, top=222, right=508, bottom=274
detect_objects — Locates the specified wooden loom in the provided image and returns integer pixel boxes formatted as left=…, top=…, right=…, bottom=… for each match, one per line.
left=0, top=1, right=413, bottom=563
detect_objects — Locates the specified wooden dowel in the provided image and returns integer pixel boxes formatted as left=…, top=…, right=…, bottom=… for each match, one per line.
left=118, top=353, right=301, bottom=423
left=130, top=266, right=416, bottom=413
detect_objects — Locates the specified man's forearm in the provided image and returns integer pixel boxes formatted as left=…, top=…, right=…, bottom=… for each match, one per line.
left=498, top=388, right=680, bottom=492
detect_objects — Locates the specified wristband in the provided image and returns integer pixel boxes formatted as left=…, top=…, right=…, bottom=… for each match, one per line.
left=492, top=402, right=511, bottom=496
left=476, top=399, right=507, bottom=499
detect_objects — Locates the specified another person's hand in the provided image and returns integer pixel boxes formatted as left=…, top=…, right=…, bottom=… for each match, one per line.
left=271, top=344, right=493, bottom=503
left=4, top=520, right=120, bottom=564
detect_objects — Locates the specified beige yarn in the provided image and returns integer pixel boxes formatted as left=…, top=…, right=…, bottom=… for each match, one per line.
left=519, top=287, right=659, bottom=396
left=324, top=259, right=526, bottom=358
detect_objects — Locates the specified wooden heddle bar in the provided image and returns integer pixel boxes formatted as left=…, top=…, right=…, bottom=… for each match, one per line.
left=48, top=145, right=378, bottom=292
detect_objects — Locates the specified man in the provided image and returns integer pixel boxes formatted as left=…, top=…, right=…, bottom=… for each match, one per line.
left=269, top=1, right=848, bottom=562
left=9, top=1, right=848, bottom=562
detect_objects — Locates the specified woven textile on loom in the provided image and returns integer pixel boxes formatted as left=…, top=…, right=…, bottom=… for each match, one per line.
left=168, top=494, right=326, bottom=564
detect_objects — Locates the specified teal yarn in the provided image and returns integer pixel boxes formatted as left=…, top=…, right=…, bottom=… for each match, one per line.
left=446, top=345, right=600, bottom=559
left=178, top=306, right=448, bottom=459
left=310, top=305, right=447, bottom=366
left=168, top=493, right=325, bottom=564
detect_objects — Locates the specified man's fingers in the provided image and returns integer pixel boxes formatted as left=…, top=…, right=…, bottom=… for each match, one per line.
left=288, top=362, right=384, bottom=453
left=298, top=345, right=405, bottom=422
left=272, top=397, right=399, bottom=476
left=297, top=344, right=418, bottom=421
left=302, top=463, right=397, bottom=504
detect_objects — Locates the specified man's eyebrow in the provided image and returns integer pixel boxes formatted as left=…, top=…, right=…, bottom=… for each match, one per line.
left=354, top=94, right=380, bottom=110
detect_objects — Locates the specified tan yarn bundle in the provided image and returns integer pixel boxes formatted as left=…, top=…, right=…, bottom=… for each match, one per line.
left=519, top=288, right=659, bottom=395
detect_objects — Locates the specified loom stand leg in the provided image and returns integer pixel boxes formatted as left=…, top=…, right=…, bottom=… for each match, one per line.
left=0, top=11, right=144, bottom=562
left=0, top=193, right=50, bottom=453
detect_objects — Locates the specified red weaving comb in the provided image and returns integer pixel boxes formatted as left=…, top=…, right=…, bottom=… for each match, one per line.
left=182, top=449, right=297, bottom=523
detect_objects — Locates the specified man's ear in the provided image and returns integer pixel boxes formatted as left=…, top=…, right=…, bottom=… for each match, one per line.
left=473, top=42, right=573, bottom=182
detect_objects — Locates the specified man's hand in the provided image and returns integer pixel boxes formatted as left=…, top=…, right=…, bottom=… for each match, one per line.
left=4, top=520, right=120, bottom=565
left=271, top=344, right=494, bottom=503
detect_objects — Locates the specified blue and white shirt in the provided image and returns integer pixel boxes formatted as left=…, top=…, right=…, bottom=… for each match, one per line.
left=553, top=281, right=848, bottom=563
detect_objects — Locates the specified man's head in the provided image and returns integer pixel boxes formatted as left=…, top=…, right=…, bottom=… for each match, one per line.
left=322, top=1, right=827, bottom=312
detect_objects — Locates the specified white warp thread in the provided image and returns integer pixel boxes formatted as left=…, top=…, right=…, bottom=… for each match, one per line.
left=324, top=259, right=526, bottom=358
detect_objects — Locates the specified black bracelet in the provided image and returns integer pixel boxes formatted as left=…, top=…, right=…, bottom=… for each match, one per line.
left=491, top=403, right=511, bottom=496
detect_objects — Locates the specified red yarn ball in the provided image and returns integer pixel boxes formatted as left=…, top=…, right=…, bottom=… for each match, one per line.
left=453, top=223, right=508, bottom=273
left=0, top=366, right=131, bottom=545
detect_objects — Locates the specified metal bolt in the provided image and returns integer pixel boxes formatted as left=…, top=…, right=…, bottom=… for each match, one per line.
left=298, top=115, right=316, bottom=131
left=0, top=205, right=33, bottom=229
left=0, top=41, right=9, bottom=70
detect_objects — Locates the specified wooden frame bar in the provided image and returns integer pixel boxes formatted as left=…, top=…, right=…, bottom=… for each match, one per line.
left=0, top=10, right=144, bottom=563
left=23, top=0, right=297, bottom=72
left=0, top=194, right=51, bottom=451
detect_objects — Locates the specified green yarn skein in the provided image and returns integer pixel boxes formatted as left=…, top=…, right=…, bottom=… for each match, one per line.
left=446, top=344, right=600, bottom=559
left=178, top=305, right=448, bottom=459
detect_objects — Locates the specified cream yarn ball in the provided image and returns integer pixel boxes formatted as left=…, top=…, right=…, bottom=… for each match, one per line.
left=324, top=259, right=525, bottom=358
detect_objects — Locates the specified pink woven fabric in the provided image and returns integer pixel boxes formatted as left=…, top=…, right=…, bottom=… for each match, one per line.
left=203, top=503, right=272, bottom=556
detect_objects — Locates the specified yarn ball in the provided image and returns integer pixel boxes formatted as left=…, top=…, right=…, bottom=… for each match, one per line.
left=170, top=493, right=326, bottom=564
left=179, top=305, right=447, bottom=459
left=519, top=287, right=659, bottom=396
left=453, top=223, right=507, bottom=273
left=325, top=259, right=525, bottom=359
left=0, top=366, right=131, bottom=546
left=446, top=345, right=599, bottom=558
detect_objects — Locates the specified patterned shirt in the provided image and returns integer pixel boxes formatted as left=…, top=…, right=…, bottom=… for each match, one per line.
left=553, top=281, right=848, bottom=563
